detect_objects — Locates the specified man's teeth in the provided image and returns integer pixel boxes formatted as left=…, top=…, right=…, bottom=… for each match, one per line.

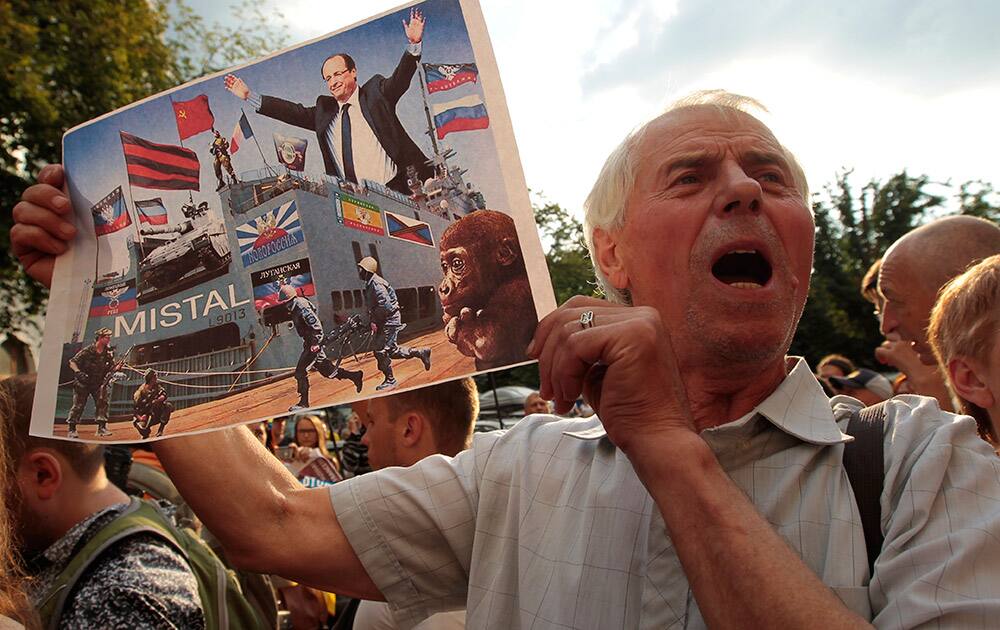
left=729, top=281, right=762, bottom=289
left=730, top=249, right=757, bottom=254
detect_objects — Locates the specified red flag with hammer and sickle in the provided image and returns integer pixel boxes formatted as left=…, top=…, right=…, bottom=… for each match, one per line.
left=171, top=95, right=215, bottom=140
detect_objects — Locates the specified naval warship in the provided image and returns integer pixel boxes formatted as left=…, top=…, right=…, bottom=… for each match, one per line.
left=57, top=147, right=487, bottom=421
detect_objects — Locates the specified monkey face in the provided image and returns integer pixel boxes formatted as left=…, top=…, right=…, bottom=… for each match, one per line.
left=438, top=246, right=484, bottom=316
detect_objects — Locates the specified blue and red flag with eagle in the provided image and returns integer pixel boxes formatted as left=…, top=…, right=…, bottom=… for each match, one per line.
left=90, top=187, right=132, bottom=236
left=422, top=63, right=479, bottom=93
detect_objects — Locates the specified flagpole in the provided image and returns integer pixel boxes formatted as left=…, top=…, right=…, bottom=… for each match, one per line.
left=244, top=108, right=276, bottom=177
left=417, top=64, right=441, bottom=157
left=169, top=94, right=196, bottom=205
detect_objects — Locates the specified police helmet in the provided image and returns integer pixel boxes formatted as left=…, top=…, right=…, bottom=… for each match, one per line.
left=358, top=257, right=378, bottom=274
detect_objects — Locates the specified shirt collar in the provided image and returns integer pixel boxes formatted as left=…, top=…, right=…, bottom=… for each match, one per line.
left=563, top=357, right=850, bottom=446
left=343, top=88, right=361, bottom=114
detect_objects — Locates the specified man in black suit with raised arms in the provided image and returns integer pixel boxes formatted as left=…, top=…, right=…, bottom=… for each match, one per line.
left=225, top=7, right=433, bottom=194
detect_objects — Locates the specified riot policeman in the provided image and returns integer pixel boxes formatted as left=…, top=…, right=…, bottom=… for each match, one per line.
left=282, top=285, right=364, bottom=411
left=210, top=130, right=238, bottom=191
left=358, top=257, right=431, bottom=391
left=132, top=369, right=173, bottom=439
left=67, top=327, right=116, bottom=438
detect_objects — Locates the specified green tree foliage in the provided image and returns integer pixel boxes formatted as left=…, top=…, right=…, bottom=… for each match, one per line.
left=0, top=0, right=287, bottom=333
left=956, top=180, right=1000, bottom=222
left=790, top=169, right=947, bottom=368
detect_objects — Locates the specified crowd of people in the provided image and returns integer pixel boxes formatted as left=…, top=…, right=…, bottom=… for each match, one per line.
left=2, top=89, right=999, bottom=628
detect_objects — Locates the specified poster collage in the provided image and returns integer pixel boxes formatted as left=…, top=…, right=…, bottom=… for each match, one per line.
left=30, top=0, right=555, bottom=443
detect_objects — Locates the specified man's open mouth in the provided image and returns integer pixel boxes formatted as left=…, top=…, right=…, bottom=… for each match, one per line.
left=711, top=249, right=773, bottom=289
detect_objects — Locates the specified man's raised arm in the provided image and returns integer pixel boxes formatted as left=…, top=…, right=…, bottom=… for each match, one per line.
left=154, top=426, right=382, bottom=599
left=9, top=173, right=380, bottom=598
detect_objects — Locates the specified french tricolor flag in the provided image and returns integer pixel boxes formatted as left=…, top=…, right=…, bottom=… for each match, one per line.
left=230, top=112, right=254, bottom=154
left=432, top=95, right=489, bottom=140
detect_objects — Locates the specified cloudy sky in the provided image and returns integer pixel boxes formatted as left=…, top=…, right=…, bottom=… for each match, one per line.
left=196, top=0, right=1000, bottom=217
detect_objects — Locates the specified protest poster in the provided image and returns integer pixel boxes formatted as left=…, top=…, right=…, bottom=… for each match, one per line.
left=31, top=0, right=555, bottom=443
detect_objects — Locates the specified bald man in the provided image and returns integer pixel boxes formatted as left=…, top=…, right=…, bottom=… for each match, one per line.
left=879, top=215, right=1000, bottom=365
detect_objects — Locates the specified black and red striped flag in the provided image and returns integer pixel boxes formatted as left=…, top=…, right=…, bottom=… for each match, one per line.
left=120, top=131, right=200, bottom=191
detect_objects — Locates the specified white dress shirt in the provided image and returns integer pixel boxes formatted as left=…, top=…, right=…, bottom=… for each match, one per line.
left=330, top=358, right=1000, bottom=629
left=326, top=86, right=396, bottom=186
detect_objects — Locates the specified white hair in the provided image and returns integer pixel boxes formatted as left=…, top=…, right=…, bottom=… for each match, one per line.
left=582, top=89, right=809, bottom=304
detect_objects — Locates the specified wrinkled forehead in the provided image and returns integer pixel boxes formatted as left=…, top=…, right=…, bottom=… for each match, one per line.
left=639, top=105, right=783, bottom=158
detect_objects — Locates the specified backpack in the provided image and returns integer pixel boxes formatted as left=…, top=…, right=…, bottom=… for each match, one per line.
left=127, top=461, right=280, bottom=629
left=842, top=400, right=889, bottom=579
left=36, top=497, right=273, bottom=630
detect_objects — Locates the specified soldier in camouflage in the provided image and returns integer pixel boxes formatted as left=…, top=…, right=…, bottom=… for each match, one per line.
left=67, top=328, right=115, bottom=439
left=281, top=285, right=364, bottom=412
left=210, top=130, right=238, bottom=191
left=357, top=257, right=431, bottom=391
left=132, top=369, right=173, bottom=439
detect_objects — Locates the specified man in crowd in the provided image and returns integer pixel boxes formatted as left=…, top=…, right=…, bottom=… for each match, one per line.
left=0, top=375, right=204, bottom=628
left=826, top=368, right=893, bottom=406
left=358, top=256, right=431, bottom=391
left=522, top=391, right=551, bottom=415
left=12, top=92, right=1000, bottom=627
left=66, top=327, right=116, bottom=439
left=929, top=254, right=1000, bottom=453
left=351, top=378, right=477, bottom=629
left=878, top=215, right=1000, bottom=366
left=281, top=283, right=364, bottom=411
left=223, top=7, right=433, bottom=194
left=815, top=353, right=855, bottom=379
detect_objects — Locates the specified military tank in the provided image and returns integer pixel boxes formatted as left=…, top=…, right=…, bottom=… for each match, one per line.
left=137, top=201, right=231, bottom=302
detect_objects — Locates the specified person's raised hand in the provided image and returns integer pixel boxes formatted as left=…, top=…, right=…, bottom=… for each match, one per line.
left=403, top=7, right=425, bottom=44
left=224, top=74, right=250, bottom=100
left=10, top=164, right=76, bottom=289
left=528, top=295, right=694, bottom=454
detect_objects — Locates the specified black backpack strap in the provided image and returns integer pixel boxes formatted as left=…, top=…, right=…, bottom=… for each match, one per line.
left=843, top=400, right=889, bottom=579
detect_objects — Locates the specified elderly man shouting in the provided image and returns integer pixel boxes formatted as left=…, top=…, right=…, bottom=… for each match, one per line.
left=11, top=91, right=1000, bottom=629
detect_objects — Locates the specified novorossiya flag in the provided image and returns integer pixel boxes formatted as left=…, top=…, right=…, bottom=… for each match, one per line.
left=135, top=198, right=169, bottom=225
left=385, top=210, right=434, bottom=247
left=120, top=132, right=201, bottom=191
left=423, top=63, right=479, bottom=93
left=431, top=95, right=489, bottom=139
left=172, top=95, right=215, bottom=140
left=90, top=187, right=131, bottom=236
left=230, top=112, right=254, bottom=154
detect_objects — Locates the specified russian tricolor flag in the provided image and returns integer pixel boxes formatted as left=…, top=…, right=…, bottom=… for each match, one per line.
left=432, top=95, right=489, bottom=140
left=230, top=112, right=254, bottom=154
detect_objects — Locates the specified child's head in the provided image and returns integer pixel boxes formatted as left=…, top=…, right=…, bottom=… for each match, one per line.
left=928, top=254, right=1000, bottom=445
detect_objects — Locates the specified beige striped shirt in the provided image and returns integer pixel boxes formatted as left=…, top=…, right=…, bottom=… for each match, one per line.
left=330, top=358, right=1000, bottom=628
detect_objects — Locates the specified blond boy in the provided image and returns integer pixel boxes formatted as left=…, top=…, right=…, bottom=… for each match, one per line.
left=928, top=254, right=1000, bottom=450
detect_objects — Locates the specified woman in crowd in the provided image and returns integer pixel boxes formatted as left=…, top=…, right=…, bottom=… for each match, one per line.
left=0, top=384, right=39, bottom=629
left=286, top=415, right=342, bottom=480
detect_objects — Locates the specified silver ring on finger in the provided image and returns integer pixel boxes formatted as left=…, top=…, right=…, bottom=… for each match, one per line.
left=579, top=310, right=595, bottom=330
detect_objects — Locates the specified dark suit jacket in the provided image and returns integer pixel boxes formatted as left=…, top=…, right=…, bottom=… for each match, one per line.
left=258, top=51, right=433, bottom=194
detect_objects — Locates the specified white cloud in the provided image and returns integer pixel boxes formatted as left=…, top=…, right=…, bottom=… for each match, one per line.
left=221, top=0, right=1000, bottom=218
